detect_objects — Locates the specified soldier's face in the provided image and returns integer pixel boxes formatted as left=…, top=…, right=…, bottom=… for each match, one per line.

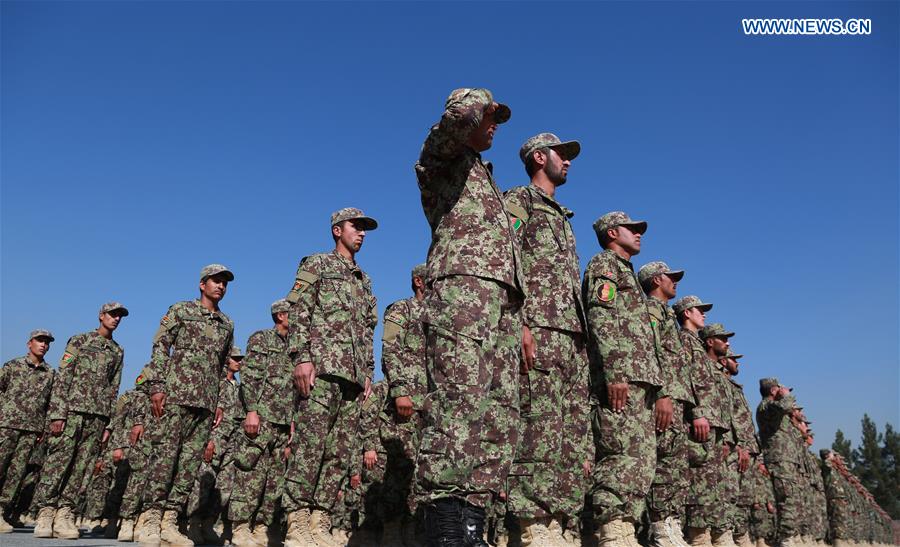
left=658, top=273, right=677, bottom=300
left=336, top=220, right=366, bottom=252
left=543, top=148, right=570, bottom=186
left=467, top=110, right=497, bottom=152
left=684, top=306, right=706, bottom=327
left=28, top=337, right=50, bottom=358
left=227, top=357, right=242, bottom=373
left=99, top=311, right=123, bottom=332
left=200, top=274, right=229, bottom=303
left=710, top=336, right=730, bottom=356
left=612, top=225, right=642, bottom=255
left=722, top=357, right=739, bottom=375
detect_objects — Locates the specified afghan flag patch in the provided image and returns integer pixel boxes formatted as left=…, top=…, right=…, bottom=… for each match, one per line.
left=61, top=352, right=76, bottom=367
left=598, top=282, right=616, bottom=303
left=135, top=374, right=146, bottom=385
left=512, top=217, right=523, bottom=232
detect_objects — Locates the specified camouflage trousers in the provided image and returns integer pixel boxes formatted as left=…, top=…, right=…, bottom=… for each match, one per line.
left=144, top=405, right=212, bottom=512
left=416, top=275, right=523, bottom=509
left=283, top=377, right=362, bottom=515
left=33, top=412, right=107, bottom=510
left=590, top=382, right=657, bottom=524
left=647, top=405, right=689, bottom=522
left=685, top=430, right=730, bottom=531
left=81, top=451, right=115, bottom=519
left=508, top=328, right=590, bottom=522
left=828, top=498, right=851, bottom=540
left=768, top=461, right=801, bottom=540
left=0, top=427, right=40, bottom=508
left=723, top=448, right=740, bottom=529
left=230, top=419, right=290, bottom=525
left=810, top=489, right=827, bottom=540
left=379, top=411, right=423, bottom=521
left=750, top=502, right=776, bottom=541
left=119, top=438, right=155, bottom=518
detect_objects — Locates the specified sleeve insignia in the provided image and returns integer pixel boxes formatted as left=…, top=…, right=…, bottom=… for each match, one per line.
left=598, top=282, right=616, bottom=303
left=135, top=374, right=146, bottom=385
left=511, top=217, right=523, bottom=232
left=61, top=352, right=76, bottom=367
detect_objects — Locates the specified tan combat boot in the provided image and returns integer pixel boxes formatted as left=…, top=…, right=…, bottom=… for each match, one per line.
left=755, top=538, right=767, bottom=547
left=650, top=520, right=680, bottom=547
left=308, top=509, right=337, bottom=547
left=284, top=508, right=313, bottom=547
left=53, top=506, right=81, bottom=539
left=33, top=506, right=56, bottom=538
left=734, top=532, right=753, bottom=547
left=548, top=518, right=572, bottom=547
left=231, top=521, right=259, bottom=547
left=330, top=525, right=350, bottom=547
left=594, top=519, right=627, bottom=547
left=159, top=510, right=193, bottom=546
left=0, top=509, right=13, bottom=534
left=666, top=517, right=690, bottom=547
left=711, top=529, right=739, bottom=547
left=137, top=510, right=163, bottom=545
left=687, top=527, right=714, bottom=547
left=119, top=518, right=136, bottom=542
left=777, top=536, right=798, bottom=547
left=252, top=523, right=270, bottom=547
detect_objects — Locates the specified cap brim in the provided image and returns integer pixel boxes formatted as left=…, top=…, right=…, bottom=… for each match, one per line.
left=105, top=307, right=129, bottom=317
left=31, top=335, right=54, bottom=342
left=622, top=220, right=648, bottom=234
left=665, top=270, right=685, bottom=282
left=730, top=353, right=743, bottom=359
left=550, top=140, right=581, bottom=161
left=495, top=103, right=511, bottom=124
left=353, top=217, right=378, bottom=230
left=203, top=270, right=235, bottom=282
left=696, top=303, right=713, bottom=312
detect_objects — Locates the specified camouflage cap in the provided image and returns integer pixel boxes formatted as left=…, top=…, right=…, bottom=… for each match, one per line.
left=820, top=448, right=832, bottom=459
left=446, top=88, right=511, bottom=124
left=411, top=263, right=427, bottom=280
left=270, top=298, right=291, bottom=315
left=725, top=350, right=744, bottom=360
left=99, top=301, right=129, bottom=316
left=519, top=133, right=581, bottom=164
left=29, top=329, right=55, bottom=342
left=699, top=323, right=735, bottom=340
left=592, top=211, right=648, bottom=238
left=229, top=346, right=244, bottom=359
left=330, top=207, right=378, bottom=230
left=759, top=377, right=780, bottom=392
left=200, top=264, right=234, bottom=282
left=638, top=261, right=684, bottom=285
left=673, top=295, right=713, bottom=315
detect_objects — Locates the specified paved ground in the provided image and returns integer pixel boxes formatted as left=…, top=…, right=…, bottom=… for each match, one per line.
left=0, top=526, right=220, bottom=547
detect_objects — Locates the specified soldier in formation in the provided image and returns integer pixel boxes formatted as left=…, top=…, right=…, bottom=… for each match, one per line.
left=1, top=88, right=897, bottom=547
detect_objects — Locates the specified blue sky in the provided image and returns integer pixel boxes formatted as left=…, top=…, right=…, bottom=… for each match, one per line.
left=2, top=1, right=897, bottom=450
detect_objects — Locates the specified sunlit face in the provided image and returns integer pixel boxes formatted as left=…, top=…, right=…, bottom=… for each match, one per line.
left=684, top=306, right=706, bottom=328
left=721, top=356, right=739, bottom=375
left=708, top=335, right=730, bottom=357
left=200, top=273, right=229, bottom=303
left=28, top=337, right=51, bottom=359
left=100, top=310, right=125, bottom=332
left=657, top=273, right=678, bottom=300
left=542, top=147, right=571, bottom=186
left=226, top=356, right=242, bottom=373
left=610, top=225, right=643, bottom=255
left=468, top=110, right=497, bottom=152
left=334, top=220, right=367, bottom=253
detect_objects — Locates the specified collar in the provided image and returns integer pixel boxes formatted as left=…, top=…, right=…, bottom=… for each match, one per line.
left=25, top=354, right=49, bottom=370
left=529, top=184, right=574, bottom=218
left=193, top=299, right=226, bottom=321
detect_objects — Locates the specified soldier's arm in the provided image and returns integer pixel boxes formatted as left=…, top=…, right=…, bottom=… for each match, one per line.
left=239, top=332, right=268, bottom=414
left=687, top=343, right=716, bottom=422
left=286, top=256, right=323, bottom=365
left=503, top=188, right=534, bottom=318
left=419, top=88, right=495, bottom=161
left=210, top=378, right=234, bottom=446
left=365, top=293, right=378, bottom=382
left=47, top=335, right=84, bottom=422
left=381, top=302, right=411, bottom=399
left=147, top=304, right=181, bottom=395
left=583, top=263, right=629, bottom=384
left=108, top=349, right=124, bottom=419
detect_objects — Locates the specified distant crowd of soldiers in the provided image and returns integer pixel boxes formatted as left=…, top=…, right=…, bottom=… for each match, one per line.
left=0, top=87, right=895, bottom=547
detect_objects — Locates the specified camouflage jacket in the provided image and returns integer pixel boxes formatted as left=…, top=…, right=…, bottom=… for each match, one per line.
left=757, top=393, right=800, bottom=466
left=286, top=251, right=377, bottom=387
left=415, top=88, right=523, bottom=290
left=381, top=297, right=427, bottom=405
left=503, top=184, right=584, bottom=334
left=108, top=389, right=140, bottom=451
left=211, top=376, right=241, bottom=456
left=679, top=329, right=728, bottom=430
left=748, top=464, right=775, bottom=505
left=240, top=328, right=294, bottom=425
left=48, top=330, right=123, bottom=421
left=147, top=299, right=234, bottom=412
left=805, top=451, right=825, bottom=491
left=0, top=354, right=54, bottom=432
left=647, top=298, right=693, bottom=406
left=583, top=248, right=662, bottom=388
left=726, top=376, right=760, bottom=454
left=359, top=381, right=389, bottom=454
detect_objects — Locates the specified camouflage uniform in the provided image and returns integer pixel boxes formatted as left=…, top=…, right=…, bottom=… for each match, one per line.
left=724, top=374, right=760, bottom=538
left=98, top=390, right=142, bottom=523
left=118, top=377, right=162, bottom=520
left=230, top=323, right=294, bottom=527
left=0, top=352, right=54, bottom=512
left=645, top=292, right=693, bottom=524
left=748, top=464, right=776, bottom=542
left=357, top=381, right=389, bottom=530
left=34, top=329, right=124, bottom=511
left=282, top=249, right=377, bottom=514
left=820, top=454, right=851, bottom=542
left=144, top=296, right=234, bottom=512
left=582, top=215, right=662, bottom=525
left=504, top=172, right=591, bottom=525
left=803, top=450, right=827, bottom=542
left=756, top=380, right=800, bottom=541
left=415, top=88, right=524, bottom=509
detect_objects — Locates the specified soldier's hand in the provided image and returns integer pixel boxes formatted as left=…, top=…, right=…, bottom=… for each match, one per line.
left=766, top=501, right=775, bottom=514
left=350, top=473, right=361, bottom=489
left=93, top=459, right=104, bottom=475
left=520, top=325, right=536, bottom=373
left=738, top=447, right=751, bottom=473
left=129, top=424, right=144, bottom=445
left=283, top=445, right=292, bottom=460
left=214, top=407, right=224, bottom=428
left=607, top=382, right=629, bottom=412
left=150, top=392, right=166, bottom=417
left=692, top=417, right=710, bottom=442
left=395, top=396, right=414, bottom=419
left=722, top=443, right=731, bottom=459
left=654, top=397, right=674, bottom=432
left=203, top=440, right=215, bottom=463
left=293, top=362, right=316, bottom=397
left=112, top=448, right=125, bottom=464
left=101, top=429, right=111, bottom=445
left=364, top=450, right=378, bottom=470
left=244, top=411, right=261, bottom=438
left=582, top=458, right=593, bottom=478
left=49, top=419, right=65, bottom=436
left=363, top=377, right=373, bottom=402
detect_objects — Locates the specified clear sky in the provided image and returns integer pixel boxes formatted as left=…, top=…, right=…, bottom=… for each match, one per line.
left=2, top=1, right=897, bottom=451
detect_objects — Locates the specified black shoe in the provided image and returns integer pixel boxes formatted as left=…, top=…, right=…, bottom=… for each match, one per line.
left=425, top=498, right=464, bottom=547
left=461, top=503, right=489, bottom=547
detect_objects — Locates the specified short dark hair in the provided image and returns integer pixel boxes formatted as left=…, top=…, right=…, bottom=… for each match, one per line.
left=525, top=147, right=548, bottom=178
left=640, top=275, right=658, bottom=294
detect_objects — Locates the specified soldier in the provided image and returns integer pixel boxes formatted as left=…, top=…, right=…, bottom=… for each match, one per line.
left=820, top=450, right=851, bottom=547
left=0, top=329, right=55, bottom=534
left=282, top=208, right=378, bottom=547
left=717, top=351, right=760, bottom=547
left=380, top=263, right=428, bottom=545
left=32, top=303, right=127, bottom=539
left=501, top=133, right=590, bottom=545
left=673, top=298, right=731, bottom=547
left=756, top=377, right=802, bottom=547
left=748, top=461, right=776, bottom=547
left=229, top=299, right=294, bottom=547
left=414, top=88, right=524, bottom=546
left=138, top=264, right=235, bottom=546
left=101, top=388, right=144, bottom=540
left=638, top=261, right=693, bottom=547
left=582, top=211, right=664, bottom=547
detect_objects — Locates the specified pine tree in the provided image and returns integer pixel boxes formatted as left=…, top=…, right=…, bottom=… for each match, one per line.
left=832, top=429, right=852, bottom=461
left=880, top=423, right=900, bottom=518
left=852, top=415, right=890, bottom=517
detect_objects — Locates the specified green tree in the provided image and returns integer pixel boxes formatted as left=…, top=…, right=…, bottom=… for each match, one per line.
left=880, top=423, right=900, bottom=518
left=852, top=415, right=894, bottom=519
left=832, top=429, right=852, bottom=461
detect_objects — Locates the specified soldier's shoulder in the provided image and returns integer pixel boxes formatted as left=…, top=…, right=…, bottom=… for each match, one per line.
left=218, top=310, right=235, bottom=328
left=2, top=355, right=27, bottom=368
left=247, top=329, right=274, bottom=349
left=298, top=253, right=332, bottom=272
left=585, top=250, right=618, bottom=276
left=384, top=299, right=413, bottom=322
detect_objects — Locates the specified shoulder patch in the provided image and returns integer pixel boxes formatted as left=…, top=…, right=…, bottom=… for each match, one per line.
left=383, top=321, right=402, bottom=343
left=506, top=202, right=529, bottom=225
left=290, top=269, right=319, bottom=296
left=385, top=308, right=407, bottom=327
left=135, top=374, right=146, bottom=385
left=61, top=351, right=77, bottom=367
left=597, top=282, right=617, bottom=303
